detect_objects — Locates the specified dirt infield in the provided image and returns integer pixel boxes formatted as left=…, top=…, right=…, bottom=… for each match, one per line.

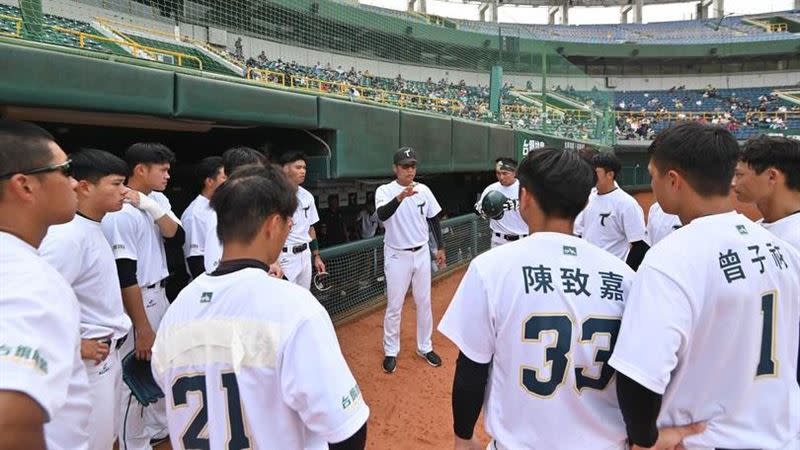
left=336, top=266, right=485, bottom=449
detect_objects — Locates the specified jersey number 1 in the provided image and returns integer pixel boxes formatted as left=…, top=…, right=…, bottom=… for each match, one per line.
left=757, top=292, right=777, bottom=377
left=172, top=372, right=251, bottom=450
left=521, top=315, right=621, bottom=397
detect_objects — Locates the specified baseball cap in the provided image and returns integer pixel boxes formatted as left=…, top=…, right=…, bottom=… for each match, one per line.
left=393, top=147, right=418, bottom=165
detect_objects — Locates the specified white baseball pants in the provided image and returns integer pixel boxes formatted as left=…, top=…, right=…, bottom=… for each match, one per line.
left=279, top=247, right=312, bottom=290
left=382, top=245, right=434, bottom=357
left=118, top=285, right=169, bottom=450
left=84, top=342, right=122, bottom=450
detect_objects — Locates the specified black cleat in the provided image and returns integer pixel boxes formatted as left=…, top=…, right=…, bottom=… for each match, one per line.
left=382, top=356, right=397, bottom=373
left=416, top=350, right=442, bottom=367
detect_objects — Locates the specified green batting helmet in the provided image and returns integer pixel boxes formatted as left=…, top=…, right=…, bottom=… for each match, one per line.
left=481, top=190, right=508, bottom=220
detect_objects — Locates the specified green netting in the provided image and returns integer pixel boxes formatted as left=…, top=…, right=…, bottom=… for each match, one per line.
left=8, top=0, right=615, bottom=146
left=317, top=213, right=491, bottom=324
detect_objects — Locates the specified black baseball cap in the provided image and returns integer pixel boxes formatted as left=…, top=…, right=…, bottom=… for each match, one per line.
left=394, top=147, right=418, bottom=165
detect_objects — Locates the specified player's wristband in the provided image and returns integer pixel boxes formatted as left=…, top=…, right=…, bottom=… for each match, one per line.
left=310, top=239, right=319, bottom=252
left=135, top=192, right=167, bottom=221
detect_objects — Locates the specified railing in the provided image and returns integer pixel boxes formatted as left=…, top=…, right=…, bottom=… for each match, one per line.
left=246, top=67, right=286, bottom=86
left=0, top=13, right=22, bottom=37
left=317, top=213, right=490, bottom=324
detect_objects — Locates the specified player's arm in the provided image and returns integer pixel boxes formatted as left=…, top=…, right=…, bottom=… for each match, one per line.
left=116, top=259, right=155, bottom=360
left=186, top=256, right=205, bottom=279
left=376, top=185, right=416, bottom=221
left=623, top=199, right=649, bottom=270
left=309, top=226, right=325, bottom=273
left=616, top=372, right=662, bottom=446
left=126, top=190, right=179, bottom=238
left=452, top=352, right=490, bottom=443
left=427, top=213, right=446, bottom=267
left=0, top=391, right=47, bottom=450
left=328, top=423, right=367, bottom=450
left=625, top=240, right=650, bottom=271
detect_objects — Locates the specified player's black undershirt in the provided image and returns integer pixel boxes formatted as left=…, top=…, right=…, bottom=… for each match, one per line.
left=616, top=372, right=662, bottom=447
left=451, top=351, right=490, bottom=440
left=625, top=240, right=650, bottom=271
left=329, top=423, right=367, bottom=450
left=427, top=215, right=443, bottom=249
left=115, top=258, right=138, bottom=289
left=186, top=256, right=205, bottom=279
left=376, top=197, right=401, bottom=221
left=210, top=259, right=270, bottom=276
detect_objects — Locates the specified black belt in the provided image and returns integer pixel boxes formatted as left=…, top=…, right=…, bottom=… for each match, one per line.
left=282, top=243, right=308, bottom=254
left=495, top=232, right=527, bottom=241
left=401, top=245, right=423, bottom=252
left=98, top=335, right=126, bottom=350
left=144, top=279, right=167, bottom=289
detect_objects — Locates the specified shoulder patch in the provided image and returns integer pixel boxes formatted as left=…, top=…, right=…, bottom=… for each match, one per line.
left=200, top=292, right=213, bottom=303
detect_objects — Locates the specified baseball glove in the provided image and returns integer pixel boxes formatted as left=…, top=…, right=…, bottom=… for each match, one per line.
left=122, top=351, right=164, bottom=406
left=479, top=190, right=509, bottom=220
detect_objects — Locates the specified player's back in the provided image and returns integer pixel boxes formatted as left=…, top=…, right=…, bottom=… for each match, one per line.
left=152, top=265, right=368, bottom=449
left=466, top=233, right=634, bottom=449
left=612, top=212, right=800, bottom=449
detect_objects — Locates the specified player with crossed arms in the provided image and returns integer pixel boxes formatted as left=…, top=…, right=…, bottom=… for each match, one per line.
left=609, top=123, right=800, bottom=449
left=152, top=164, right=368, bottom=449
left=439, top=147, right=704, bottom=450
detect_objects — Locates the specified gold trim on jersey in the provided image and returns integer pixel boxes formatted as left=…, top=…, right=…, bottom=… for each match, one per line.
left=518, top=312, right=574, bottom=399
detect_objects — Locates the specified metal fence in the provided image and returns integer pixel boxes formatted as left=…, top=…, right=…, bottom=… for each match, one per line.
left=316, top=214, right=491, bottom=324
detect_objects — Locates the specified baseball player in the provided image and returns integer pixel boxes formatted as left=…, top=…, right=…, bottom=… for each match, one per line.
left=0, top=119, right=90, bottom=449
left=439, top=147, right=703, bottom=450
left=475, top=158, right=528, bottom=247
left=609, top=123, right=800, bottom=450
left=733, top=135, right=800, bottom=250
left=644, top=201, right=681, bottom=247
left=101, top=142, right=180, bottom=450
left=181, top=156, right=225, bottom=279
left=279, top=151, right=325, bottom=289
left=40, top=149, right=133, bottom=450
left=575, top=153, right=648, bottom=269
left=152, top=165, right=369, bottom=449
left=376, top=147, right=445, bottom=374
left=202, top=146, right=271, bottom=274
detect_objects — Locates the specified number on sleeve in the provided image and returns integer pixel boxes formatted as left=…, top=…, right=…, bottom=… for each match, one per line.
left=171, top=372, right=252, bottom=450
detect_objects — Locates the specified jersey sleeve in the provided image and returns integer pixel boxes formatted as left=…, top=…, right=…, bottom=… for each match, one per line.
left=39, top=230, right=83, bottom=284
left=151, top=192, right=181, bottom=227
left=425, top=187, right=443, bottom=218
left=622, top=198, right=647, bottom=243
left=281, top=309, right=369, bottom=444
left=101, top=212, right=139, bottom=261
left=308, top=197, right=320, bottom=227
left=0, top=287, right=77, bottom=421
left=574, top=209, right=586, bottom=236
left=645, top=206, right=656, bottom=246
left=437, top=262, right=494, bottom=363
left=608, top=264, right=693, bottom=394
left=374, top=185, right=391, bottom=209
left=183, top=210, right=208, bottom=258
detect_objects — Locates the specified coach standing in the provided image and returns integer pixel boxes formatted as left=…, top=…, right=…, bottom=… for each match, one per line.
left=376, top=147, right=445, bottom=374
left=102, top=143, right=180, bottom=450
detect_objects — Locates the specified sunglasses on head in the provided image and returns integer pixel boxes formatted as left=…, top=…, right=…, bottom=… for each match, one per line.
left=0, top=159, right=72, bottom=180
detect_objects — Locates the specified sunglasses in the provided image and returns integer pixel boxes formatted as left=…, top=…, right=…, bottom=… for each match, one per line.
left=0, top=159, right=72, bottom=180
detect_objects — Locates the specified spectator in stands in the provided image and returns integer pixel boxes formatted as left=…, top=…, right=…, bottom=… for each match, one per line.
left=357, top=202, right=380, bottom=239
left=234, top=37, right=243, bottom=59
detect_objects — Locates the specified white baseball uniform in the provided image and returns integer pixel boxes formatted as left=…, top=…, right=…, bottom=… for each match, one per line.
left=357, top=209, right=379, bottom=239
left=203, top=210, right=222, bottom=273
left=376, top=180, right=442, bottom=356
left=609, top=212, right=800, bottom=449
left=40, top=214, right=132, bottom=450
left=101, top=191, right=173, bottom=450
left=761, top=211, right=800, bottom=251
left=279, top=186, right=319, bottom=290
left=477, top=180, right=528, bottom=248
left=0, top=232, right=91, bottom=450
left=439, top=232, right=635, bottom=450
left=152, top=265, right=369, bottom=449
left=181, top=194, right=215, bottom=265
left=575, top=187, right=646, bottom=261
left=645, top=202, right=682, bottom=247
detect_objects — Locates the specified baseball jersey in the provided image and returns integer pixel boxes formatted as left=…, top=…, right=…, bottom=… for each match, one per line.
left=573, top=187, right=596, bottom=237
left=376, top=181, right=442, bottom=249
left=478, top=180, right=528, bottom=236
left=357, top=209, right=379, bottom=238
left=152, top=266, right=369, bottom=449
left=101, top=191, right=171, bottom=287
left=40, top=214, right=132, bottom=340
left=203, top=211, right=222, bottom=272
left=645, top=202, right=682, bottom=247
left=609, top=212, right=800, bottom=449
left=0, top=232, right=91, bottom=450
left=576, top=187, right=646, bottom=260
left=439, top=232, right=635, bottom=449
left=285, top=186, right=319, bottom=247
left=761, top=211, right=800, bottom=251
left=181, top=194, right=215, bottom=259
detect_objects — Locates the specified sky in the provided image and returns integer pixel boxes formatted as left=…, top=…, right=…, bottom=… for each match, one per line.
left=359, top=0, right=795, bottom=25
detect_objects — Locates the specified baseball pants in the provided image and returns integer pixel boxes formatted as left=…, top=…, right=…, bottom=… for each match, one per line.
left=84, top=341, right=122, bottom=450
left=280, top=248, right=312, bottom=290
left=382, top=244, right=434, bottom=357
left=118, top=285, right=169, bottom=450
